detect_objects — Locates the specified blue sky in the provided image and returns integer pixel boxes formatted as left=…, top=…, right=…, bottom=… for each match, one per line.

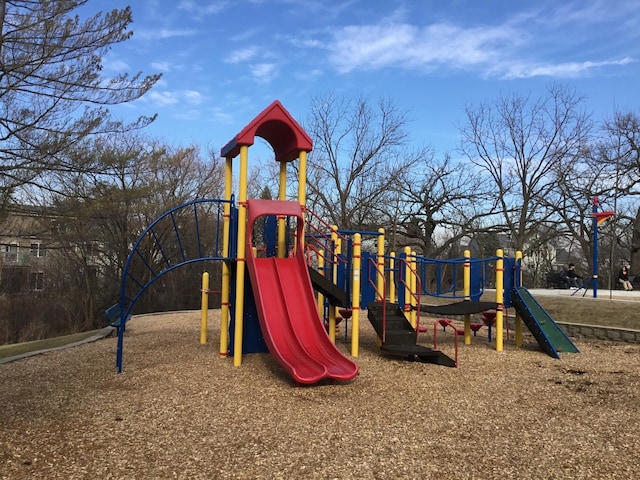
left=92, top=0, right=640, bottom=157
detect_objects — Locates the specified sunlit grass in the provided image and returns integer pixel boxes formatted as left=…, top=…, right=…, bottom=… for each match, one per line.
left=0, top=329, right=110, bottom=360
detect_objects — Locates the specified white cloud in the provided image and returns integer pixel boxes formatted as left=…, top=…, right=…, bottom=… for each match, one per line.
left=148, top=90, right=179, bottom=106
left=151, top=61, right=171, bottom=72
left=147, top=89, right=205, bottom=107
left=326, top=22, right=514, bottom=74
left=503, top=57, right=636, bottom=79
left=102, top=57, right=129, bottom=72
left=225, top=47, right=259, bottom=64
left=158, top=28, right=198, bottom=39
left=537, top=0, right=631, bottom=29
left=177, top=0, right=230, bottom=16
left=184, top=90, right=204, bottom=104
left=301, top=2, right=640, bottom=80
left=250, top=63, right=278, bottom=82
left=135, top=28, right=197, bottom=41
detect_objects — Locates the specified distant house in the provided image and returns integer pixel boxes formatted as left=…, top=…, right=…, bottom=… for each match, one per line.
left=0, top=205, right=101, bottom=293
left=0, top=206, right=51, bottom=293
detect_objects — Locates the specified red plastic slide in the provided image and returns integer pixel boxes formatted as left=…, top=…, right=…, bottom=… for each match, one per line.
left=245, top=200, right=358, bottom=385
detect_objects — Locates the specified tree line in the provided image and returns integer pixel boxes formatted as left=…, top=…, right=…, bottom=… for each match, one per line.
left=297, top=89, right=640, bottom=289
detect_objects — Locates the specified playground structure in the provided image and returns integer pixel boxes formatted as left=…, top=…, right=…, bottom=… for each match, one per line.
left=113, top=100, right=579, bottom=382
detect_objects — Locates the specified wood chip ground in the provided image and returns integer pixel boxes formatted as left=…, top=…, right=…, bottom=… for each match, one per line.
left=1, top=310, right=639, bottom=479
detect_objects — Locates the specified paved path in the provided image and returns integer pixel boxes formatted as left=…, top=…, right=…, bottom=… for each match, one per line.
left=526, top=287, right=640, bottom=301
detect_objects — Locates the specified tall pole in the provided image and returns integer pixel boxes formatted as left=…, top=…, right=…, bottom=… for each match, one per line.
left=609, top=159, right=620, bottom=299
left=463, top=249, right=471, bottom=346
left=592, top=196, right=615, bottom=299
left=592, top=196, right=599, bottom=299
left=219, top=156, right=233, bottom=358
left=232, top=145, right=249, bottom=366
left=495, top=249, right=504, bottom=352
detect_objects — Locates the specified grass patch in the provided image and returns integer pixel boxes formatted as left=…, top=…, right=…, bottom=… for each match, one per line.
left=425, top=291, right=640, bottom=331
left=528, top=295, right=639, bottom=330
left=0, top=329, right=110, bottom=360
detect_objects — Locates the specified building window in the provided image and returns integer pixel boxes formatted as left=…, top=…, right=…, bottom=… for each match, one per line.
left=3, top=243, right=19, bottom=262
left=30, top=271, right=45, bottom=291
left=30, top=243, right=46, bottom=258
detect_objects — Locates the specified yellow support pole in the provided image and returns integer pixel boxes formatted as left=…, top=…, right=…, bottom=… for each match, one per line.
left=463, top=249, right=471, bottom=345
left=277, top=161, right=287, bottom=258
left=232, top=145, right=249, bottom=367
left=515, top=250, right=523, bottom=347
left=351, top=233, right=362, bottom=357
left=495, top=249, right=504, bottom=352
left=200, top=271, right=209, bottom=344
left=298, top=150, right=307, bottom=207
left=298, top=150, right=308, bottom=252
left=219, top=155, right=233, bottom=358
left=389, top=252, right=396, bottom=303
left=403, top=246, right=411, bottom=322
left=376, top=228, right=385, bottom=300
left=375, top=229, right=385, bottom=347
left=410, top=251, right=417, bottom=328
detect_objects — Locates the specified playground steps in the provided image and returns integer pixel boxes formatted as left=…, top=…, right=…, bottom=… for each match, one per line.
left=366, top=302, right=417, bottom=345
left=367, top=302, right=456, bottom=367
left=380, top=344, right=457, bottom=367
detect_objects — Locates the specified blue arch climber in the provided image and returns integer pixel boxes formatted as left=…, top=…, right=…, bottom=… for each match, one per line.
left=115, top=198, right=234, bottom=372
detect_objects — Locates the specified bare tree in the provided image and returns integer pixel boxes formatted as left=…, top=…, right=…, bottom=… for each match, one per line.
left=303, top=93, right=427, bottom=231
left=36, top=134, right=225, bottom=331
left=0, top=0, right=160, bottom=209
left=458, top=84, right=592, bottom=257
left=599, top=111, right=640, bottom=276
left=393, top=153, right=494, bottom=257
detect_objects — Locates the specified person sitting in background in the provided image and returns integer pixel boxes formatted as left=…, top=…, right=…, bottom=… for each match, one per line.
left=566, top=263, right=583, bottom=288
left=618, top=266, right=633, bottom=291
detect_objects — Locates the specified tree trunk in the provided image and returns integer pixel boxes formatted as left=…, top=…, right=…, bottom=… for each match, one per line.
left=630, top=206, right=640, bottom=275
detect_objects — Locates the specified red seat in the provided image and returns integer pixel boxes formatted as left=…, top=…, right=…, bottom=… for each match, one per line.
left=438, top=318, right=453, bottom=330
left=437, top=318, right=464, bottom=335
left=482, top=311, right=496, bottom=326
left=470, top=322, right=484, bottom=336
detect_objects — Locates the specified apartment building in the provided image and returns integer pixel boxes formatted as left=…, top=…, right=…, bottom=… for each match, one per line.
left=0, top=206, right=52, bottom=293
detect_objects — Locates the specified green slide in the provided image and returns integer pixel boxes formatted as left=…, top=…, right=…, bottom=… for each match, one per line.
left=510, top=287, right=579, bottom=359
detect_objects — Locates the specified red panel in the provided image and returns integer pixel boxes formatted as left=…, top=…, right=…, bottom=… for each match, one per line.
left=246, top=247, right=358, bottom=385
left=220, top=100, right=312, bottom=162
left=248, top=257, right=329, bottom=383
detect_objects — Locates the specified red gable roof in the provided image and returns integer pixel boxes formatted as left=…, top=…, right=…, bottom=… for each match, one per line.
left=221, top=100, right=313, bottom=162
